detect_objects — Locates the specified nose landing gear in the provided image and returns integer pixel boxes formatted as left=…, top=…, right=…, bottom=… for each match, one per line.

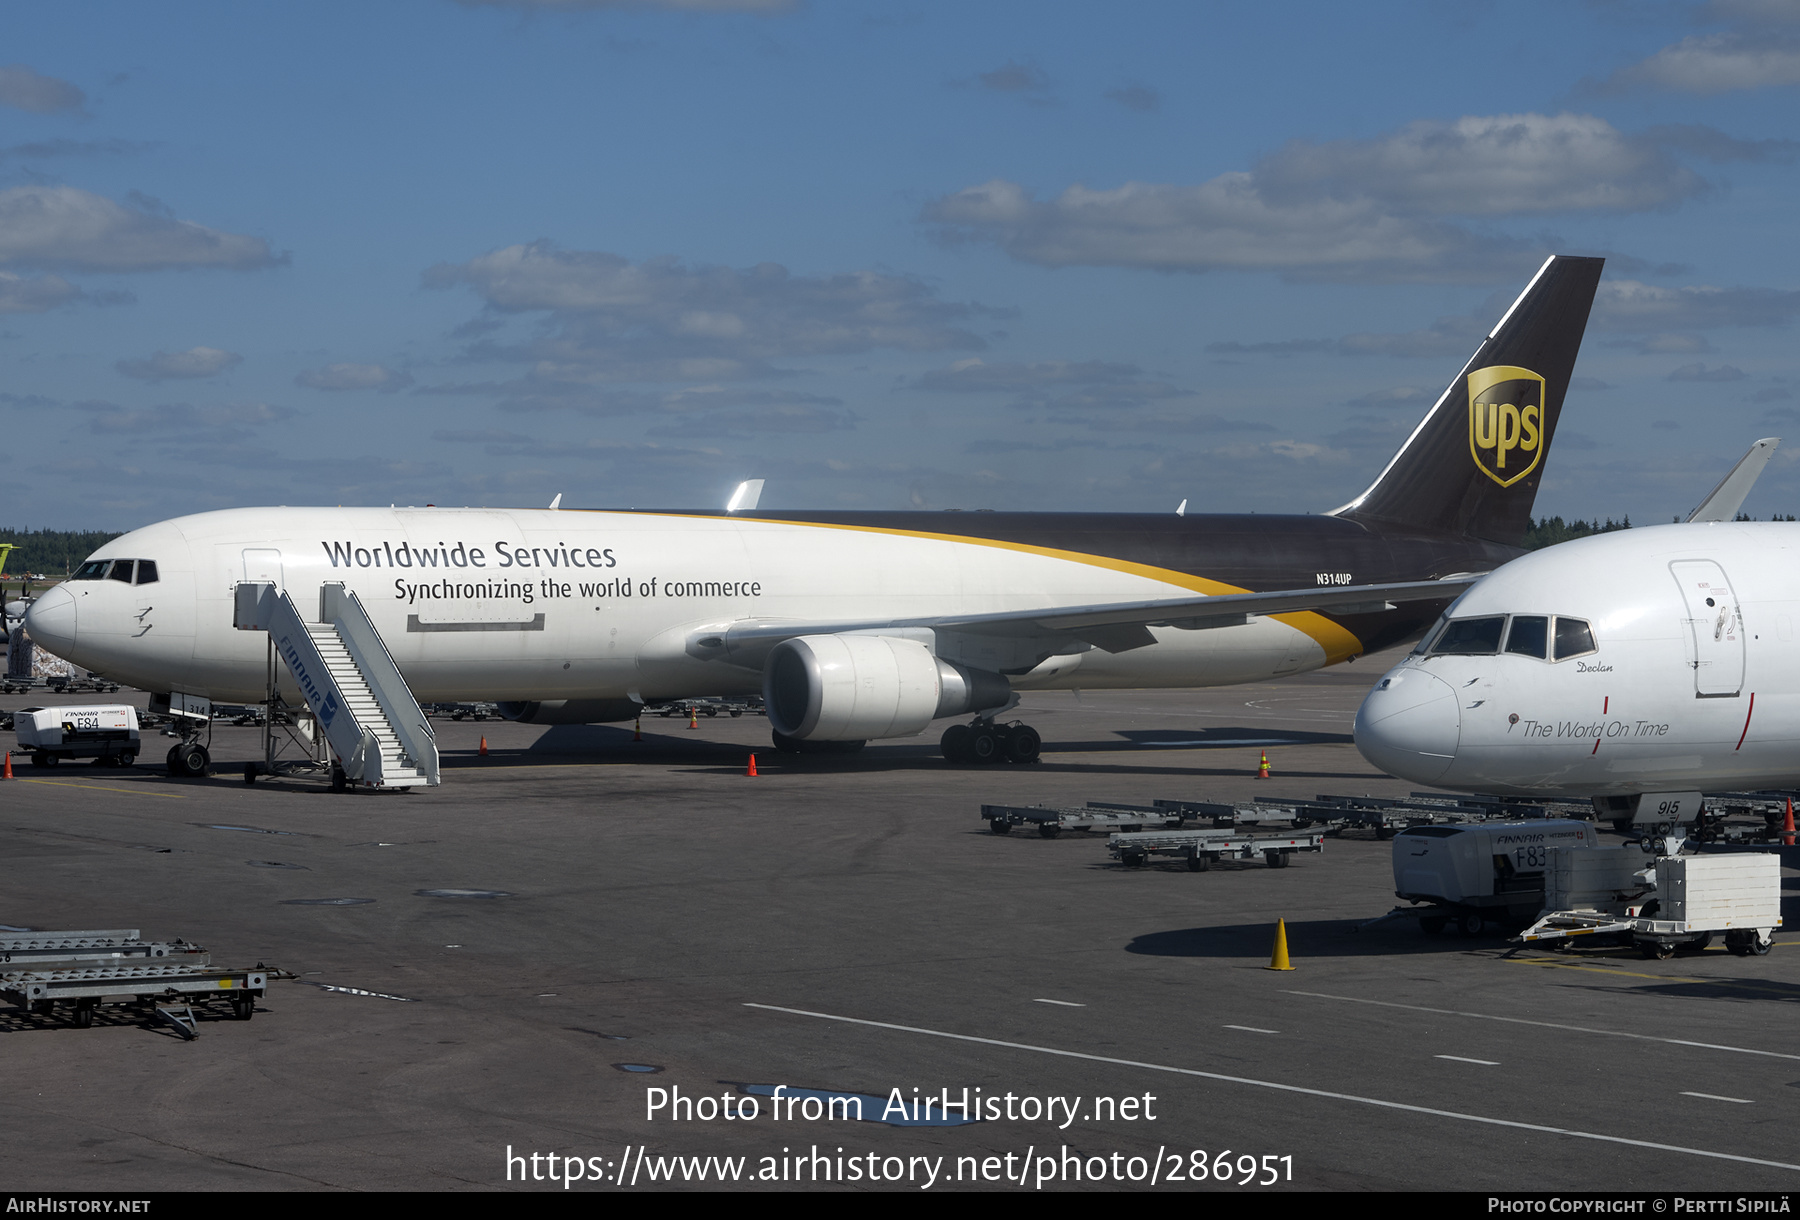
left=166, top=741, right=210, bottom=778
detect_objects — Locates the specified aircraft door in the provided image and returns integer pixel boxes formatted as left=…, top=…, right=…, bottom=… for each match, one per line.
left=1669, top=559, right=1744, bottom=697
left=242, top=549, right=285, bottom=592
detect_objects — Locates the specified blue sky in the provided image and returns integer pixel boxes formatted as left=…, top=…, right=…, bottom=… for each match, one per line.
left=5, top=0, right=1800, bottom=529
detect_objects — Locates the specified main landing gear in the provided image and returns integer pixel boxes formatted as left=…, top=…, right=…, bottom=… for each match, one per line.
left=940, top=719, right=1040, bottom=765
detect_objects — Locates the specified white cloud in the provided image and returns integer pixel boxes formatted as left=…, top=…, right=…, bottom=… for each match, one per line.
left=424, top=242, right=991, bottom=382
left=295, top=363, right=414, bottom=392
left=1256, top=113, right=1703, bottom=214
left=0, top=65, right=83, bottom=114
left=1609, top=33, right=1800, bottom=94
left=0, top=271, right=83, bottom=314
left=1668, top=362, right=1747, bottom=382
left=0, top=186, right=278, bottom=272
left=922, top=112, right=1759, bottom=282
left=115, top=347, right=242, bottom=382
left=1594, top=279, right=1800, bottom=330
left=923, top=176, right=1523, bottom=282
left=73, top=399, right=292, bottom=437
left=913, top=357, right=1181, bottom=411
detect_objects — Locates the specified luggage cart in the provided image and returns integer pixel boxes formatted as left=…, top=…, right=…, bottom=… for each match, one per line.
left=0, top=929, right=273, bottom=1036
left=1107, top=827, right=1328, bottom=871
left=981, top=802, right=1185, bottom=838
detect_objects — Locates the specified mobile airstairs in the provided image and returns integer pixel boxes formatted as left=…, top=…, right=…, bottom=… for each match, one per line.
left=234, top=581, right=439, bottom=790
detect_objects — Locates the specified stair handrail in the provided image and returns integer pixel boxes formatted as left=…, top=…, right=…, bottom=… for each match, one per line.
left=319, top=583, right=439, bottom=785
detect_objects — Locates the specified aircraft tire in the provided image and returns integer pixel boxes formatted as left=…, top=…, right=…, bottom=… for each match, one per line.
left=165, top=746, right=181, bottom=774
left=940, top=724, right=972, bottom=763
left=1005, top=725, right=1041, bottom=764
left=176, top=745, right=210, bottom=778
left=968, top=727, right=1000, bottom=764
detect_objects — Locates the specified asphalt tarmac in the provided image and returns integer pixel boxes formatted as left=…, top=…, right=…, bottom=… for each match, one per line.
left=4, top=648, right=1798, bottom=1193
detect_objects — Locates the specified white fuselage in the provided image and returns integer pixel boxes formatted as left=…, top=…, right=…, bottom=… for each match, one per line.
left=27, top=507, right=1351, bottom=712
left=1356, top=522, right=1800, bottom=795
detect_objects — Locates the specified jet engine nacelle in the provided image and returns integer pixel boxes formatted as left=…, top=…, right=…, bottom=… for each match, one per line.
left=497, top=698, right=643, bottom=725
left=764, top=634, right=1010, bottom=741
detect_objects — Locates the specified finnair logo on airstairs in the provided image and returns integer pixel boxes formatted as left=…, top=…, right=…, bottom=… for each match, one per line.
left=278, top=634, right=338, bottom=729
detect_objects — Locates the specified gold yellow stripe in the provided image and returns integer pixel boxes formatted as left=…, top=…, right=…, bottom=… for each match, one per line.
left=649, top=512, right=1367, bottom=664
left=13, top=778, right=188, bottom=798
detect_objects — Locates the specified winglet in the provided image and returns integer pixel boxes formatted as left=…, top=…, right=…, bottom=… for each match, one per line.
left=1686, top=438, right=1780, bottom=523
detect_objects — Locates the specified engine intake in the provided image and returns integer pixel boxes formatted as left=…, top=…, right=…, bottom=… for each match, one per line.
left=763, top=634, right=1009, bottom=741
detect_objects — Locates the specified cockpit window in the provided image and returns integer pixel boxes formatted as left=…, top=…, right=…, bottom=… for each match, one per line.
left=1504, top=615, right=1549, bottom=659
left=135, top=560, right=158, bottom=585
left=1411, top=614, right=1449, bottom=655
left=1553, top=616, right=1597, bottom=661
left=71, top=560, right=109, bottom=580
left=107, top=559, right=135, bottom=584
left=1430, top=616, right=1506, bottom=655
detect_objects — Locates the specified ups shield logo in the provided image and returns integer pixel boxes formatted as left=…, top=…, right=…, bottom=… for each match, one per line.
left=1468, top=365, right=1546, bottom=488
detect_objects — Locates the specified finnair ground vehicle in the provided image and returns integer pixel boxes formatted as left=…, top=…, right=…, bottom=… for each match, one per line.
left=26, top=257, right=1604, bottom=776
left=1355, top=515, right=1800, bottom=805
left=13, top=704, right=140, bottom=768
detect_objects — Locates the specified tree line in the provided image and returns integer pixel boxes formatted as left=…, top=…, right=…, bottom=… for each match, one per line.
left=0, top=529, right=123, bottom=578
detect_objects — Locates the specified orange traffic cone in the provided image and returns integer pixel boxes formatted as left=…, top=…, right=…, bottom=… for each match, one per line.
left=688, top=707, right=699, bottom=729
left=1266, top=919, right=1295, bottom=971
left=1257, top=750, right=1271, bottom=779
left=746, top=753, right=758, bottom=777
left=633, top=716, right=642, bottom=742
left=3, top=751, right=11, bottom=780
left=479, top=736, right=488, bottom=757
left=1785, top=797, right=1795, bottom=847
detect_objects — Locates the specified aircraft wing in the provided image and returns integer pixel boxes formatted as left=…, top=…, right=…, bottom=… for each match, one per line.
left=710, top=575, right=1482, bottom=662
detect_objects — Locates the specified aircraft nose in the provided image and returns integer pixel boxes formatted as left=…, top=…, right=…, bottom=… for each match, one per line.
left=1355, top=667, right=1460, bottom=783
left=24, top=585, right=77, bottom=654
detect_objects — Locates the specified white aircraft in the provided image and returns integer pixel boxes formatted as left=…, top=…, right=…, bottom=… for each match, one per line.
left=26, top=256, right=1606, bottom=777
left=1356, top=438, right=1797, bottom=815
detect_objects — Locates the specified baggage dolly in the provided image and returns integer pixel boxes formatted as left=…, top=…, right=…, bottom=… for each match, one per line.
left=0, top=929, right=274, bottom=1035
left=1107, top=827, right=1328, bottom=871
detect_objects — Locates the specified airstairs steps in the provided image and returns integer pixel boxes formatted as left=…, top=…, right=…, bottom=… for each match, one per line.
left=235, top=581, right=439, bottom=788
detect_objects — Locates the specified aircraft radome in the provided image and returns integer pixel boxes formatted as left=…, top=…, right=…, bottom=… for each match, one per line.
left=1355, top=439, right=1800, bottom=821
left=27, top=256, right=1604, bottom=775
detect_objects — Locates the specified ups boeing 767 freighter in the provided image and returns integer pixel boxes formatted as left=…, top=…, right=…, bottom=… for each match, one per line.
left=25, top=256, right=1603, bottom=774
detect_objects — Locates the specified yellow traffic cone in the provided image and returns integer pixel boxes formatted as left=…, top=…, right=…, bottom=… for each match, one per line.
left=1266, top=919, right=1295, bottom=971
left=634, top=716, right=642, bottom=742
left=688, top=706, right=699, bottom=729
left=1257, top=750, right=1271, bottom=779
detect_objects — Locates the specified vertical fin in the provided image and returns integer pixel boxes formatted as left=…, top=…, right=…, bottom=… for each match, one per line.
left=1330, top=255, right=1604, bottom=548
